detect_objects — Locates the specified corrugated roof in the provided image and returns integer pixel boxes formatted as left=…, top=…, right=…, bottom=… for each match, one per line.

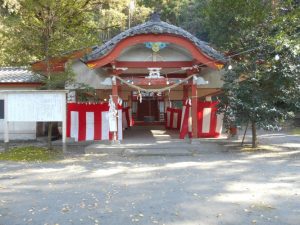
left=0, top=67, right=43, bottom=83
left=82, top=13, right=227, bottom=63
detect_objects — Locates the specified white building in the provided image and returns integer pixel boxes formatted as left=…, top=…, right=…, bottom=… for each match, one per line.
left=0, top=67, right=43, bottom=140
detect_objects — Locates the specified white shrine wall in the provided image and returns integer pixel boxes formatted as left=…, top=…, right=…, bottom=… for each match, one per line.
left=0, top=87, right=37, bottom=140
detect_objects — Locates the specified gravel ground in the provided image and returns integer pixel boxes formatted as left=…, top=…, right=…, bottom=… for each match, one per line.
left=0, top=139, right=300, bottom=225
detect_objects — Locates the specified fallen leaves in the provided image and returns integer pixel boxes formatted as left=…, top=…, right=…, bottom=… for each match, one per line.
left=61, top=204, right=70, bottom=213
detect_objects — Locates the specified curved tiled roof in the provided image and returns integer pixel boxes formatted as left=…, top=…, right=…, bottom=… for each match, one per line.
left=82, top=13, right=226, bottom=63
left=0, top=67, right=43, bottom=83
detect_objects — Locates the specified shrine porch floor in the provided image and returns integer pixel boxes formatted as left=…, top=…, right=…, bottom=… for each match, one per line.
left=84, top=125, right=201, bottom=155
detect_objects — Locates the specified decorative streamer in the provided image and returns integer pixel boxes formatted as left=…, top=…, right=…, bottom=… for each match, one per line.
left=112, top=74, right=197, bottom=93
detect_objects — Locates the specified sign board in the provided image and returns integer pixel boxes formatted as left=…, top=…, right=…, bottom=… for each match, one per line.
left=6, top=92, right=66, bottom=122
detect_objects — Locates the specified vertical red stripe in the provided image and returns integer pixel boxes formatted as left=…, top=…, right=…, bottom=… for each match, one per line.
left=109, top=132, right=113, bottom=141
left=66, top=104, right=71, bottom=137
left=78, top=107, right=86, bottom=141
left=126, top=108, right=130, bottom=127
left=179, top=106, right=190, bottom=139
left=197, top=108, right=203, bottom=138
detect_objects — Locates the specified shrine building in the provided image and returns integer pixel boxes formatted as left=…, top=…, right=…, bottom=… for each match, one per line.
left=32, top=13, right=227, bottom=142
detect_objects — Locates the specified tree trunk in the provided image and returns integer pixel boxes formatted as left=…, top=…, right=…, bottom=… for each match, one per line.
left=44, top=22, right=52, bottom=150
left=251, top=121, right=258, bottom=148
left=241, top=121, right=249, bottom=146
left=47, top=122, right=53, bottom=150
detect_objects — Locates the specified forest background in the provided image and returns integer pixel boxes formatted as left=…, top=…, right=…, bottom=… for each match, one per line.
left=0, top=0, right=299, bottom=148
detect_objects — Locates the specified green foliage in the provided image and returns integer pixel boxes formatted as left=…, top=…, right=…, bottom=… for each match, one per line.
left=0, top=0, right=103, bottom=65
left=0, top=0, right=152, bottom=66
left=219, top=1, right=300, bottom=146
left=96, top=0, right=151, bottom=41
left=39, top=62, right=76, bottom=90
left=0, top=146, right=62, bottom=162
left=140, top=0, right=189, bottom=25
left=291, top=128, right=300, bottom=135
left=73, top=83, right=100, bottom=102
left=199, top=0, right=272, bottom=49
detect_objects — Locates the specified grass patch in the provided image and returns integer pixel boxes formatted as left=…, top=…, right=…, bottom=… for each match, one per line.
left=290, top=128, right=300, bottom=135
left=240, top=144, right=280, bottom=152
left=0, top=146, right=62, bottom=162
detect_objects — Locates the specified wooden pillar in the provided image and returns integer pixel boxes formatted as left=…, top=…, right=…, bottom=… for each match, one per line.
left=191, top=83, right=198, bottom=138
left=62, top=93, right=67, bottom=152
left=4, top=94, right=9, bottom=151
left=112, top=78, right=119, bottom=142
left=4, top=121, right=9, bottom=151
left=183, top=85, right=189, bottom=103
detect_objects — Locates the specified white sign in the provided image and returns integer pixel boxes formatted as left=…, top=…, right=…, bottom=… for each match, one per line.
left=7, top=92, right=66, bottom=122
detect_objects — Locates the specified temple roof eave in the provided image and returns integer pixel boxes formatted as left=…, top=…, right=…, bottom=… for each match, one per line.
left=81, top=19, right=227, bottom=65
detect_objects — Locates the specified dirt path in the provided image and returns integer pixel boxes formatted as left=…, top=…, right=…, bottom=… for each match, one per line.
left=0, top=142, right=299, bottom=225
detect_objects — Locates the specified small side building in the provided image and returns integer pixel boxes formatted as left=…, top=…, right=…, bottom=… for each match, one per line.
left=0, top=67, right=43, bottom=140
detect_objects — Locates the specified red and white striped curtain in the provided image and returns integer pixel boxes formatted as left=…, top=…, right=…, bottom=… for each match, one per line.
left=179, top=100, right=223, bottom=139
left=179, top=100, right=192, bottom=139
left=166, top=107, right=182, bottom=129
left=67, top=103, right=123, bottom=142
left=197, top=101, right=223, bottom=138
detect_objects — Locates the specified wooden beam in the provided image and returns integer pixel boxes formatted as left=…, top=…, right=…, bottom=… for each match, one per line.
left=114, top=61, right=195, bottom=68
left=120, top=77, right=186, bottom=86
left=31, top=47, right=92, bottom=72
left=121, top=73, right=188, bottom=78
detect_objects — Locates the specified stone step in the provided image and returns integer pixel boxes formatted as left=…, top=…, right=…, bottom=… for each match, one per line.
left=84, top=141, right=225, bottom=155
left=85, top=144, right=193, bottom=154
left=85, top=146, right=195, bottom=156
left=123, top=148, right=194, bottom=156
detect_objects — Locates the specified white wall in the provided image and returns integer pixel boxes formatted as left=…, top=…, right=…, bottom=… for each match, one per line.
left=0, top=87, right=38, bottom=140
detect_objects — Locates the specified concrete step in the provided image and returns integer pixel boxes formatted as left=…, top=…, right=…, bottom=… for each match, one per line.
left=84, top=139, right=226, bottom=156
left=85, top=146, right=195, bottom=156
left=123, top=148, right=194, bottom=156
left=84, top=144, right=192, bottom=154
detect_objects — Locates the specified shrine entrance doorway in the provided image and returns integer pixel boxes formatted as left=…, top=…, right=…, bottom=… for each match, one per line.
left=137, top=99, right=159, bottom=122
left=131, top=91, right=165, bottom=125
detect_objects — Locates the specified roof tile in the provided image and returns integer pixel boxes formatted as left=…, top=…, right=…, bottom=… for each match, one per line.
left=0, top=67, right=43, bottom=83
left=82, top=14, right=227, bottom=63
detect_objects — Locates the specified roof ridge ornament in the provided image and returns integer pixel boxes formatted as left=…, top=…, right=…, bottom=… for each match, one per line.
left=149, top=12, right=161, bottom=22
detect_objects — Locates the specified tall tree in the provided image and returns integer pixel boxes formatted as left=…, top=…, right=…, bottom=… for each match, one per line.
left=0, top=0, right=106, bottom=149
left=219, top=0, right=300, bottom=147
left=140, top=0, right=190, bottom=25
left=0, top=0, right=104, bottom=65
left=97, top=0, right=151, bottom=41
left=195, top=0, right=272, bottom=50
